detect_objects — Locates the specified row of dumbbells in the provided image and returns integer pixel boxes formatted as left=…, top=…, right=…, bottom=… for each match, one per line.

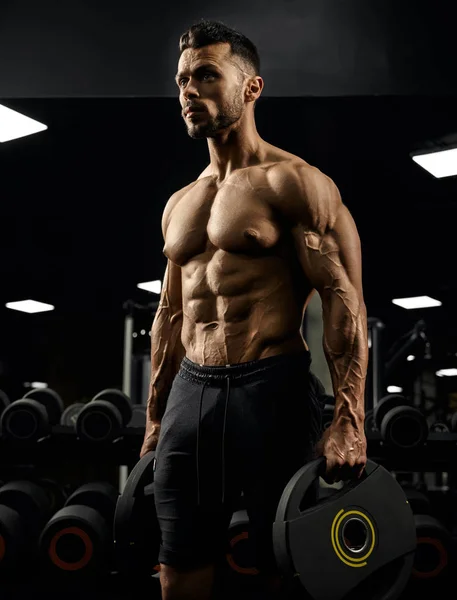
left=0, top=475, right=261, bottom=586
left=0, top=388, right=146, bottom=443
left=0, top=477, right=119, bottom=579
left=365, top=393, right=429, bottom=449
left=398, top=484, right=456, bottom=588
left=322, top=393, right=457, bottom=449
left=0, top=476, right=453, bottom=586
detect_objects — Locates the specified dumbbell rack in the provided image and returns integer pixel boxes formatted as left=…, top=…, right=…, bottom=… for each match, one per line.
left=2, top=428, right=457, bottom=469
left=368, top=431, right=457, bottom=470
left=2, top=389, right=457, bottom=599
left=0, top=425, right=144, bottom=469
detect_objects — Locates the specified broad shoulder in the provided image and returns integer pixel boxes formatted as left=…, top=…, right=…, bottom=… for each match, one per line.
left=268, top=159, right=343, bottom=234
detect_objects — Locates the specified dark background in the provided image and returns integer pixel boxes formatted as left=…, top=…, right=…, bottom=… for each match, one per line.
left=0, top=0, right=456, bottom=407
left=1, top=0, right=456, bottom=97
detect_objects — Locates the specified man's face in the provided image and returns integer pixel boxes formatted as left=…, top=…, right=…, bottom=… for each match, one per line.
left=176, top=43, right=247, bottom=139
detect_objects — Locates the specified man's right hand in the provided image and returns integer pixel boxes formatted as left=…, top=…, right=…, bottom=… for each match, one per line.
left=140, top=422, right=161, bottom=458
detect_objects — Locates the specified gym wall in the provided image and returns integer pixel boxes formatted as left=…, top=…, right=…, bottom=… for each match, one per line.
left=0, top=0, right=455, bottom=98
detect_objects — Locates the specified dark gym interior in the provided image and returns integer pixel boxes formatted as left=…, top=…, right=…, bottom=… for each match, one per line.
left=0, top=1, right=456, bottom=598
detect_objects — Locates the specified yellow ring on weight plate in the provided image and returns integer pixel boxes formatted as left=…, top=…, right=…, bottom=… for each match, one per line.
left=331, top=509, right=376, bottom=567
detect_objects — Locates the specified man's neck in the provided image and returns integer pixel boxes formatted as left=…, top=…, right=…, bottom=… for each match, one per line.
left=206, top=136, right=266, bottom=181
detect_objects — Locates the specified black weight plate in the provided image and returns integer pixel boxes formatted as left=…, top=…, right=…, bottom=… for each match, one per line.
left=0, top=504, right=27, bottom=570
left=380, top=406, right=428, bottom=449
left=273, top=457, right=416, bottom=600
left=113, top=452, right=160, bottom=577
left=65, top=482, right=119, bottom=524
left=60, top=403, right=85, bottom=427
left=39, top=504, right=110, bottom=575
left=92, top=388, right=132, bottom=426
left=76, top=400, right=122, bottom=442
left=128, top=405, right=146, bottom=428
left=23, top=388, right=64, bottom=425
left=402, top=488, right=431, bottom=515
left=374, top=394, right=407, bottom=431
left=0, top=390, right=10, bottom=416
left=0, top=399, right=48, bottom=441
left=411, top=514, right=450, bottom=580
left=0, top=480, right=51, bottom=533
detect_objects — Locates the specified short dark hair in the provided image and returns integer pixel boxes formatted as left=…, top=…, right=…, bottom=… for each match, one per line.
left=178, top=19, right=261, bottom=79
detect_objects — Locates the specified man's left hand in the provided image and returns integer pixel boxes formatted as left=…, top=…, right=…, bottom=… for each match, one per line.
left=314, top=422, right=367, bottom=484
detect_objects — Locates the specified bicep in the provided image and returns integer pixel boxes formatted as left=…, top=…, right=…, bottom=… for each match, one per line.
left=294, top=204, right=364, bottom=306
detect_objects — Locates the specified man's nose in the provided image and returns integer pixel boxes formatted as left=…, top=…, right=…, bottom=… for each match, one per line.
left=182, top=79, right=200, bottom=97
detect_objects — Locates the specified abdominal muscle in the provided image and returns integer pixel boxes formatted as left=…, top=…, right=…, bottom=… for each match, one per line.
left=180, top=248, right=310, bottom=366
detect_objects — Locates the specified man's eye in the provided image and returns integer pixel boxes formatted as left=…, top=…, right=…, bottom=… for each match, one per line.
left=179, top=73, right=215, bottom=86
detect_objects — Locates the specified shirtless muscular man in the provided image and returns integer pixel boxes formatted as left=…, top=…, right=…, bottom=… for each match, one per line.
left=140, top=19, right=368, bottom=600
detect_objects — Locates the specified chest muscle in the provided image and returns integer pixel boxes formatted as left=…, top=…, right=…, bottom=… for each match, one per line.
left=164, top=170, right=282, bottom=266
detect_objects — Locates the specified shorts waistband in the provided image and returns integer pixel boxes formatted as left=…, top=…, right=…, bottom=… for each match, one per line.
left=179, top=351, right=311, bottom=385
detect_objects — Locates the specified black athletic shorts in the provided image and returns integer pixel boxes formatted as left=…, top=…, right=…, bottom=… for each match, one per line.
left=153, top=350, right=324, bottom=572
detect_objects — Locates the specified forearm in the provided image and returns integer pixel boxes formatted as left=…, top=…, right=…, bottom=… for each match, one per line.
left=322, top=292, right=368, bottom=429
left=146, top=306, right=186, bottom=426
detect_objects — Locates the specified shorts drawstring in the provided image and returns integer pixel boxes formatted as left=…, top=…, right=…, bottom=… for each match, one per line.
left=221, top=375, right=230, bottom=504
left=186, top=352, right=312, bottom=507
left=196, top=380, right=208, bottom=506
left=195, top=375, right=231, bottom=506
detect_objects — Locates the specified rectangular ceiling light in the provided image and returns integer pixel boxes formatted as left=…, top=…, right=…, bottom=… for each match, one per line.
left=412, top=147, right=457, bottom=178
left=5, top=299, right=55, bottom=313
left=436, top=368, right=457, bottom=377
left=387, top=385, right=403, bottom=393
left=392, top=296, right=442, bottom=309
left=0, top=103, right=48, bottom=143
left=137, top=280, right=162, bottom=294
